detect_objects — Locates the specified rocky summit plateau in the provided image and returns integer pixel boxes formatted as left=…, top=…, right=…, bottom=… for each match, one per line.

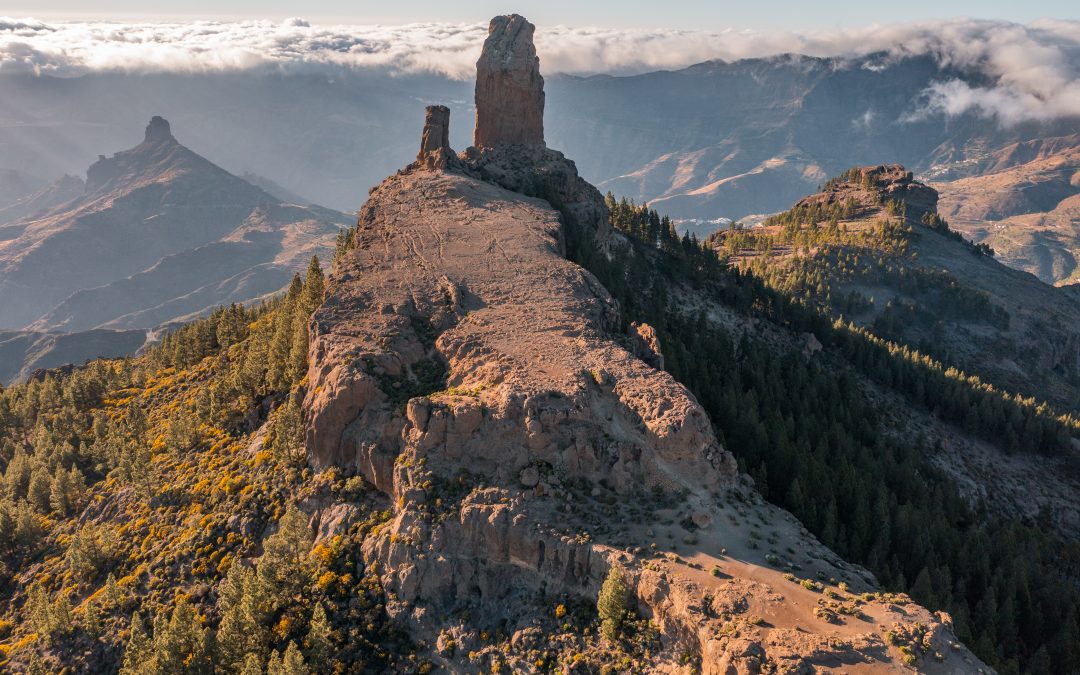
left=302, top=15, right=986, bottom=673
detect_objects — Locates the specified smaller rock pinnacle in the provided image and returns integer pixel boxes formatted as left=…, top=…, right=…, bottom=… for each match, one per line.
left=418, top=105, right=451, bottom=159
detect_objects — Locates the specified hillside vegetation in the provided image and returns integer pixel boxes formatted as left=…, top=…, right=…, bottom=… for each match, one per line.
left=562, top=186, right=1080, bottom=674
left=2, top=169, right=1079, bottom=674
left=0, top=259, right=421, bottom=673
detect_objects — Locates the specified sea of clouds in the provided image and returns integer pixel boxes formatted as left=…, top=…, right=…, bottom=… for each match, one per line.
left=1, top=16, right=1078, bottom=125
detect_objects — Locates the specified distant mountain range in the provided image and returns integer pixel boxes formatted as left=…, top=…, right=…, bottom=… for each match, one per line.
left=0, top=53, right=1077, bottom=382
left=0, top=116, right=349, bottom=333
left=1, top=55, right=1075, bottom=280
left=0, top=116, right=349, bottom=382
left=936, top=134, right=1080, bottom=284
left=0, top=327, right=146, bottom=385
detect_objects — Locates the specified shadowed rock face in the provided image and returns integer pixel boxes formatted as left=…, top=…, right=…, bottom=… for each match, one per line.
left=474, top=14, right=545, bottom=148
left=144, top=115, right=174, bottom=144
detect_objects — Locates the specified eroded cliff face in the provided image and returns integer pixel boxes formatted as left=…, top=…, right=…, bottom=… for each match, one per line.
left=303, top=15, right=987, bottom=673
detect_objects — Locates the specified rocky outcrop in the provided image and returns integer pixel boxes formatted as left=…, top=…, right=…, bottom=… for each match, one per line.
left=416, top=105, right=454, bottom=171
left=865, top=164, right=938, bottom=219
left=144, top=115, right=174, bottom=144
left=630, top=321, right=664, bottom=370
left=474, top=14, right=545, bottom=149
left=303, top=16, right=986, bottom=674
left=464, top=14, right=609, bottom=245
left=797, top=163, right=938, bottom=223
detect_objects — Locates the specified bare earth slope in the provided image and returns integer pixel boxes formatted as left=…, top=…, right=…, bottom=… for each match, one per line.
left=302, top=15, right=987, bottom=674
left=934, top=135, right=1080, bottom=284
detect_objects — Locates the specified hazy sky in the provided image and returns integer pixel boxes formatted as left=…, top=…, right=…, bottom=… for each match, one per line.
left=8, top=0, right=1077, bottom=30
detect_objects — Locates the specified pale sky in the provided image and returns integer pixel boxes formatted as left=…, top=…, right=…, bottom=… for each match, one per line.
left=7, top=0, right=1077, bottom=30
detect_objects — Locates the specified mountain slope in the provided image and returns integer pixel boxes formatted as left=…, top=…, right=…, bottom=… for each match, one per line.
left=0, top=117, right=350, bottom=331
left=0, top=169, right=46, bottom=209
left=933, top=135, right=1080, bottom=284
left=0, top=327, right=147, bottom=384
left=709, top=164, right=1080, bottom=411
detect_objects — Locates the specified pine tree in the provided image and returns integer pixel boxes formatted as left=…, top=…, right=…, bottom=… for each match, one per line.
left=215, top=560, right=268, bottom=671
left=83, top=599, right=101, bottom=638
left=49, top=468, right=71, bottom=516
left=305, top=602, right=334, bottom=670
left=26, top=651, right=48, bottom=675
left=103, top=573, right=123, bottom=610
left=121, top=613, right=152, bottom=674
left=266, top=650, right=283, bottom=674
left=300, top=256, right=325, bottom=315
left=597, top=566, right=628, bottom=641
left=28, top=584, right=52, bottom=638
left=267, top=276, right=303, bottom=390
left=27, top=466, right=51, bottom=513
left=239, top=652, right=263, bottom=675
left=287, top=315, right=308, bottom=386
left=258, top=506, right=314, bottom=611
left=272, top=641, right=308, bottom=675
left=151, top=598, right=213, bottom=674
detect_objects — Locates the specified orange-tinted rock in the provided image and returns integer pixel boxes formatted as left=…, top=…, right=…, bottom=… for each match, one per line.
left=417, top=104, right=452, bottom=170
left=473, top=14, right=545, bottom=149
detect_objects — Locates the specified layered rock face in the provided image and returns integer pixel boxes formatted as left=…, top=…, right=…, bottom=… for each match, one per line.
left=304, top=16, right=985, bottom=673
left=474, top=14, right=545, bottom=149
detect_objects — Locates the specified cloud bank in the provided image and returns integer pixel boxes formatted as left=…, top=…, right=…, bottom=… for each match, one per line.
left=1, top=16, right=1078, bottom=124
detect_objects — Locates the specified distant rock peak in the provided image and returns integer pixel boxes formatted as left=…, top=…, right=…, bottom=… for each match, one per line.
left=473, top=14, right=545, bottom=149
left=144, top=115, right=174, bottom=144
left=800, top=163, right=938, bottom=223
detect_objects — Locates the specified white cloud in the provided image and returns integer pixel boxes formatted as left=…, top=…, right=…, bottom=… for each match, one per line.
left=1, top=16, right=1078, bottom=124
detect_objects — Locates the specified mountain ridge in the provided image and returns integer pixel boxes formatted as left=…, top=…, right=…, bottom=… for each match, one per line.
left=301, top=17, right=986, bottom=673
left=0, top=116, right=350, bottom=332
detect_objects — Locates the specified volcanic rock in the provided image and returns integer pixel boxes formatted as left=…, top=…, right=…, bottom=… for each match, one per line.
left=630, top=320, right=664, bottom=370
left=417, top=105, right=454, bottom=171
left=144, top=115, right=174, bottom=144
left=473, top=14, right=545, bottom=149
